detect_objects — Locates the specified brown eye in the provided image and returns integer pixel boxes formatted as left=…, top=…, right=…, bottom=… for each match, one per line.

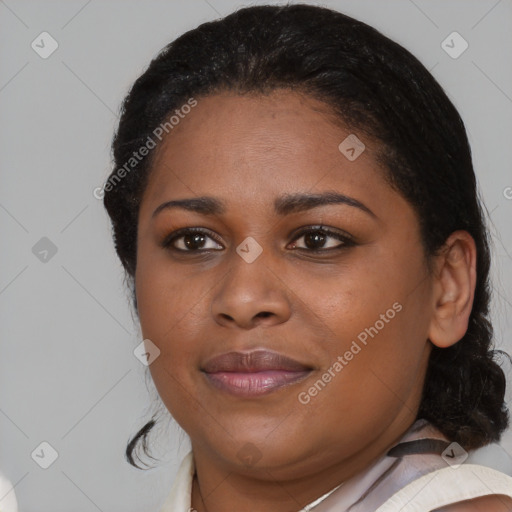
left=162, top=228, right=223, bottom=252
left=289, top=226, right=355, bottom=252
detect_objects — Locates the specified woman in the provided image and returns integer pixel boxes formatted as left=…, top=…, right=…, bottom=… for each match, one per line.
left=103, top=4, right=512, bottom=510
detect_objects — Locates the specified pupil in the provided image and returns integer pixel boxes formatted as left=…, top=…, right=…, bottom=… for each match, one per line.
left=185, top=233, right=205, bottom=250
left=305, top=231, right=325, bottom=249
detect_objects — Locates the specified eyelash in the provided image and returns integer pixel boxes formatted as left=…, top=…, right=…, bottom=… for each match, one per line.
left=161, top=226, right=356, bottom=254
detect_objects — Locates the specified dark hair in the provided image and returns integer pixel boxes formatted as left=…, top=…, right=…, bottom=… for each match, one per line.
left=103, top=3, right=510, bottom=469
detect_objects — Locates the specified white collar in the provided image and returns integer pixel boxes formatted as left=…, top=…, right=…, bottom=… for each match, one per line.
left=159, top=451, right=195, bottom=512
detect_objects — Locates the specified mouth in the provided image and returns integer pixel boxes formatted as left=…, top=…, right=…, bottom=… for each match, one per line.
left=201, top=349, right=313, bottom=398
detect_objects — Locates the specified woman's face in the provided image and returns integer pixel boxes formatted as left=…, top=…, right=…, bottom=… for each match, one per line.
left=135, top=89, right=435, bottom=480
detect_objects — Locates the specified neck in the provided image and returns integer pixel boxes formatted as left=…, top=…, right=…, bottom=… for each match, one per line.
left=190, top=413, right=417, bottom=512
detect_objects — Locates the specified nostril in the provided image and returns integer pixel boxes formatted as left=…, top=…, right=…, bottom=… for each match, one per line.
left=257, top=311, right=272, bottom=318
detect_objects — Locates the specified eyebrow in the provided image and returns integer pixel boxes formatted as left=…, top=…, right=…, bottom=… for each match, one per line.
left=152, top=191, right=376, bottom=219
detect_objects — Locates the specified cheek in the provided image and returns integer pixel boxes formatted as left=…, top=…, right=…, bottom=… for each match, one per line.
left=135, top=252, right=204, bottom=337
left=303, top=250, right=431, bottom=401
left=134, top=258, right=208, bottom=391
left=295, top=311, right=429, bottom=454
left=135, top=263, right=208, bottom=422
left=306, top=260, right=411, bottom=347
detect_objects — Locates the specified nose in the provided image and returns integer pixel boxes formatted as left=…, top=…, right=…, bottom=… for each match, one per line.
left=210, top=250, right=292, bottom=329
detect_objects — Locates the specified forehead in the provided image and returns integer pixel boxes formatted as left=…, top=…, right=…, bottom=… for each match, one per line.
left=141, top=90, right=391, bottom=216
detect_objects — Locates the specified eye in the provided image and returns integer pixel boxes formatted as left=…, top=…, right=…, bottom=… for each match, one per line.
left=161, top=225, right=355, bottom=254
left=288, top=226, right=355, bottom=252
left=162, top=227, right=223, bottom=252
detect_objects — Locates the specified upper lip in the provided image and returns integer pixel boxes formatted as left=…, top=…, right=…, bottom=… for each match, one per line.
left=202, top=350, right=312, bottom=373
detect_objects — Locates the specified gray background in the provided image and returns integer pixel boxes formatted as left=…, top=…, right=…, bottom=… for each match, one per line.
left=1, top=0, right=511, bottom=511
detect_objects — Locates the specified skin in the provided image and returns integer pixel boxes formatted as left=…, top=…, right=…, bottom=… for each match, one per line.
left=436, top=495, right=512, bottom=511
left=134, top=89, right=506, bottom=511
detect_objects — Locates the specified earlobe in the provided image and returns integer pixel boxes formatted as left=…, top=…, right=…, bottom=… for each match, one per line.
left=427, top=231, right=477, bottom=349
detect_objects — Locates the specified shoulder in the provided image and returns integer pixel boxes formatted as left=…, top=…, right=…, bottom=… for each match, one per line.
left=375, top=463, right=512, bottom=512
left=434, top=494, right=512, bottom=511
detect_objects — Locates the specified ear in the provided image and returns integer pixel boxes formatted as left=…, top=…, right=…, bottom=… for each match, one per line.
left=427, top=231, right=477, bottom=349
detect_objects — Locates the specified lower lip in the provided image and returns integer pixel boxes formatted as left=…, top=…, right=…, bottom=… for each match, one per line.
left=203, top=370, right=311, bottom=397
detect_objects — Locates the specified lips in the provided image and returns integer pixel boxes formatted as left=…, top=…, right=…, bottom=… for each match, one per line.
left=201, top=350, right=313, bottom=397
left=202, top=350, right=311, bottom=373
